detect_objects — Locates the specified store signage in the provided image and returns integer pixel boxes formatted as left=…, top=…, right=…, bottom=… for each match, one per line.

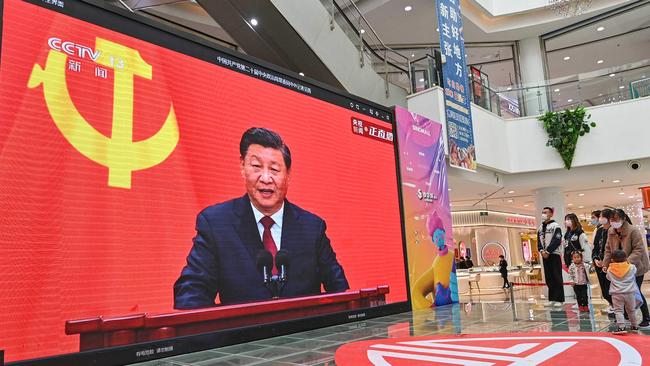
left=481, top=241, right=506, bottom=264
left=435, top=0, right=476, bottom=172
left=506, top=216, right=537, bottom=227
left=335, top=333, right=648, bottom=365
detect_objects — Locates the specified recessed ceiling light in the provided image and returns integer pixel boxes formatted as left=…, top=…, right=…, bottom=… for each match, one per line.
left=524, top=204, right=529, bottom=207
left=554, top=88, right=560, bottom=92
left=619, top=192, right=626, bottom=195
left=563, top=56, right=571, bottom=61
left=436, top=28, right=439, bottom=32
left=404, top=5, right=413, bottom=11
left=250, top=18, right=258, bottom=26
left=597, top=60, right=604, bottom=64
left=411, top=53, right=415, bottom=58
left=508, top=190, right=515, bottom=194
left=567, top=99, right=573, bottom=103
left=638, top=199, right=643, bottom=202
left=568, top=203, right=574, bottom=206
left=612, top=179, right=621, bottom=183
left=506, top=86, right=512, bottom=90
left=629, top=196, right=635, bottom=199
left=578, top=193, right=585, bottom=197
left=360, top=29, right=365, bottom=34
left=419, top=78, right=425, bottom=82
left=598, top=93, right=603, bottom=96
left=619, top=85, right=625, bottom=89
left=299, top=72, right=305, bottom=76
left=597, top=26, right=605, bottom=32
left=448, top=188, right=452, bottom=191
left=507, top=199, right=513, bottom=203
left=579, top=206, right=584, bottom=209
left=609, top=73, right=616, bottom=77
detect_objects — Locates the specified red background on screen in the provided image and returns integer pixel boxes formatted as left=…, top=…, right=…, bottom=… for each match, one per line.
left=0, top=0, right=406, bottom=361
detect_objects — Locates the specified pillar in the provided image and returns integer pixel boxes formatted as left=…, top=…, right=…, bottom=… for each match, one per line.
left=534, top=187, right=565, bottom=226
left=519, top=37, right=550, bottom=116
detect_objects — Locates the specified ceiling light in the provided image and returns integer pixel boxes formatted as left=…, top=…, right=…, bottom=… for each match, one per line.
left=638, top=199, right=643, bottom=202
left=568, top=203, right=574, bottom=206
left=597, top=26, right=605, bottom=32
left=506, top=86, right=512, bottom=90
left=419, top=78, right=425, bottom=82
left=629, top=196, right=635, bottom=199
left=411, top=53, right=415, bottom=58
left=597, top=60, right=604, bottom=64
left=619, top=192, right=625, bottom=195
left=567, top=99, right=573, bottom=103
left=609, top=73, right=615, bottom=77
left=508, top=190, right=515, bottom=194
left=554, top=88, right=560, bottom=92
left=250, top=18, right=258, bottom=26
left=642, top=75, right=647, bottom=78
left=436, top=28, right=439, bottom=32
left=404, top=5, right=413, bottom=11
left=612, top=179, right=621, bottom=183
left=360, top=29, right=365, bottom=34
left=619, top=85, right=625, bottom=89
left=448, top=188, right=452, bottom=191
left=507, top=199, right=513, bottom=203
left=579, top=206, right=584, bottom=209
left=598, top=93, right=603, bottom=96
left=524, top=204, right=529, bottom=207
left=299, top=72, right=305, bottom=76
left=578, top=193, right=585, bottom=197
left=563, top=56, right=571, bottom=61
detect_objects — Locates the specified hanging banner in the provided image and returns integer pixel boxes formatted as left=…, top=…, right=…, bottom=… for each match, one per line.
left=394, top=106, right=457, bottom=310
left=436, top=0, right=476, bottom=171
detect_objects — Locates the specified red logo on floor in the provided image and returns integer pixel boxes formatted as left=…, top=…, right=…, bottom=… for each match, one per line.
left=334, top=332, right=648, bottom=365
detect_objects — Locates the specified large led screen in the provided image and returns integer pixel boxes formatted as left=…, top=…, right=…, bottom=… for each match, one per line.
left=0, top=0, right=407, bottom=363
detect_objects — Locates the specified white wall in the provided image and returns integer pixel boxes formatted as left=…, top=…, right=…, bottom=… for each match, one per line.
left=407, top=87, right=650, bottom=174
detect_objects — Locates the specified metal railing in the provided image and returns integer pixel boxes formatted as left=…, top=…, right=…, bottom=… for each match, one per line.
left=322, top=0, right=412, bottom=96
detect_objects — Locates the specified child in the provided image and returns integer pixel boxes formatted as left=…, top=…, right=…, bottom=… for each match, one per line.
left=499, top=255, right=509, bottom=289
left=568, top=251, right=590, bottom=312
left=606, top=249, right=643, bottom=334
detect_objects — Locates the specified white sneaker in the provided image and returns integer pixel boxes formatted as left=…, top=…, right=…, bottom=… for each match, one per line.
left=607, top=306, right=615, bottom=314
left=553, top=302, right=564, bottom=308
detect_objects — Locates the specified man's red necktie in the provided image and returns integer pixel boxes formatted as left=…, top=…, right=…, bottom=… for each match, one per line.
left=260, top=216, right=278, bottom=275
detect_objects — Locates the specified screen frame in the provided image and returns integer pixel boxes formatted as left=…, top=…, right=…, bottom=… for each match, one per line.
left=0, top=0, right=412, bottom=365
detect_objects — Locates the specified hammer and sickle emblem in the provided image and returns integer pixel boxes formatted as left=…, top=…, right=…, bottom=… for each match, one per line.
left=28, top=38, right=179, bottom=189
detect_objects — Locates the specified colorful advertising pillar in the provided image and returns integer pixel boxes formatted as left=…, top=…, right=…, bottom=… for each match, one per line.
left=394, top=106, right=457, bottom=310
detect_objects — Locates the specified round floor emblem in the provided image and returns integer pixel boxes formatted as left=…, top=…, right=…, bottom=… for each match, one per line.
left=334, top=332, right=649, bottom=365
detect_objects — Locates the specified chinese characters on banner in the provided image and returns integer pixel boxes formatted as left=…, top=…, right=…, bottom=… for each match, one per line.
left=436, top=0, right=477, bottom=171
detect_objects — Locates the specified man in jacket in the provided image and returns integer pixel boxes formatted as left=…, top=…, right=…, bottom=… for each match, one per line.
left=537, top=207, right=564, bottom=307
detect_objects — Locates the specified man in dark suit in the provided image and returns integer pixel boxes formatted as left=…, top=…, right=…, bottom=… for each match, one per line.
left=174, top=127, right=349, bottom=309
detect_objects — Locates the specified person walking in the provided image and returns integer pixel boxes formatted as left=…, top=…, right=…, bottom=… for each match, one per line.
left=603, top=209, right=650, bottom=328
left=593, top=209, right=614, bottom=316
left=499, top=255, right=509, bottom=289
left=538, top=207, right=564, bottom=307
left=563, top=213, right=592, bottom=268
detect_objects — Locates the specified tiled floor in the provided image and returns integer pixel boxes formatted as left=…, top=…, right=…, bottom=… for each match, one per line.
left=133, top=284, right=650, bottom=366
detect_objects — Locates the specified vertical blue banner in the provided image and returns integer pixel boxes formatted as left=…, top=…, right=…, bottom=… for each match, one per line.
left=436, top=0, right=476, bottom=171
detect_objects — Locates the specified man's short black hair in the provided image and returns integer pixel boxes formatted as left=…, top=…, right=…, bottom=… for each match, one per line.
left=612, top=249, right=628, bottom=263
left=543, top=207, right=554, bottom=213
left=240, top=127, right=292, bottom=169
left=591, top=210, right=602, bottom=218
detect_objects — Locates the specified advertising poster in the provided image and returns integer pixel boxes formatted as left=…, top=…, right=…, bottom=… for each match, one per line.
left=394, top=106, right=457, bottom=310
left=436, top=0, right=476, bottom=171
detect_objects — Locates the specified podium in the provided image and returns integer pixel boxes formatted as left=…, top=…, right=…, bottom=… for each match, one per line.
left=65, top=286, right=389, bottom=351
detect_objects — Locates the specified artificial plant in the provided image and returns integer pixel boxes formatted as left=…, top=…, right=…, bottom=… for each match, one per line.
left=538, top=106, right=596, bottom=170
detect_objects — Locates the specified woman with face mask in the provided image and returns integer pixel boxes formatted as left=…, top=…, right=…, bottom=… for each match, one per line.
left=593, top=209, right=614, bottom=315
left=563, top=213, right=592, bottom=268
left=603, top=209, right=650, bottom=327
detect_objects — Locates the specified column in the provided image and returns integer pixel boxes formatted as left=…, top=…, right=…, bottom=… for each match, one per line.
left=519, top=37, right=550, bottom=116
left=534, top=187, right=565, bottom=226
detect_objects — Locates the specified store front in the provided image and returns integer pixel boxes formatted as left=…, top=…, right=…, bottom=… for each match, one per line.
left=452, top=210, right=542, bottom=292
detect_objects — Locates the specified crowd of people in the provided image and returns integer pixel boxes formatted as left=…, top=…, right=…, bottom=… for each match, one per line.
left=537, top=206, right=649, bottom=334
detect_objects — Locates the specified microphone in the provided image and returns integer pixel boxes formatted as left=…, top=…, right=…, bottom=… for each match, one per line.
left=275, top=250, right=290, bottom=282
left=256, top=250, right=273, bottom=284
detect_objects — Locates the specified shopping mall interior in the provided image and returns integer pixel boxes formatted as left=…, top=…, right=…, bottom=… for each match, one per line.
left=1, top=0, right=649, bottom=365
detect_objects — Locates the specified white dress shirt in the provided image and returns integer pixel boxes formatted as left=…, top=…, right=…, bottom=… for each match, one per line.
left=250, top=202, right=284, bottom=251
